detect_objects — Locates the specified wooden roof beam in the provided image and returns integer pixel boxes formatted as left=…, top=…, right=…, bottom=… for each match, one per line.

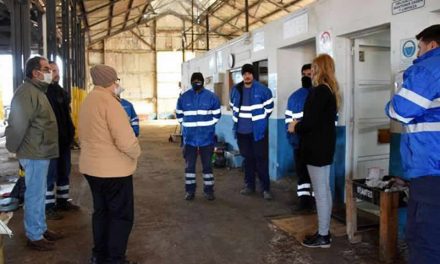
left=122, top=0, right=134, bottom=29
left=185, top=0, right=264, bottom=49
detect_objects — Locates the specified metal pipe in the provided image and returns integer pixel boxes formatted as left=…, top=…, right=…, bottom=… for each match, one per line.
left=46, top=0, right=57, bottom=61
left=191, top=0, right=194, bottom=52
left=206, top=9, right=209, bottom=51
left=152, top=18, right=158, bottom=119
left=61, top=0, right=71, bottom=93
left=9, top=0, right=31, bottom=91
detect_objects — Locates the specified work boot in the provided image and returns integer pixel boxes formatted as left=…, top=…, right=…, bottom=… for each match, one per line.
left=204, top=192, right=215, bottom=201
left=291, top=196, right=315, bottom=214
left=46, top=207, right=63, bottom=220
left=184, top=192, right=195, bottom=201
left=240, top=187, right=255, bottom=196
left=27, top=238, right=55, bottom=251
left=43, top=229, right=64, bottom=241
left=263, top=191, right=273, bottom=200
left=56, top=199, right=80, bottom=211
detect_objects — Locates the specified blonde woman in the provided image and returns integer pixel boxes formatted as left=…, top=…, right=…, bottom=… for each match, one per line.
left=291, top=54, right=340, bottom=248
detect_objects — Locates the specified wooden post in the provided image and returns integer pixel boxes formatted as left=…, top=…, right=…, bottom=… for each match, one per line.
left=346, top=178, right=361, bottom=243
left=379, top=191, right=399, bottom=263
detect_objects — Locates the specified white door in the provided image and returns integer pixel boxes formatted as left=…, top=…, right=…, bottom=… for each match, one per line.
left=352, top=38, right=391, bottom=180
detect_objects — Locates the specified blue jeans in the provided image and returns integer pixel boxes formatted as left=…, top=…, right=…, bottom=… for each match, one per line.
left=46, top=148, right=72, bottom=208
left=19, top=159, right=50, bottom=241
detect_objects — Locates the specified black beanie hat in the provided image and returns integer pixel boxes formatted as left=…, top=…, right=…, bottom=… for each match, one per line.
left=241, top=64, right=254, bottom=76
left=191, top=72, right=204, bottom=84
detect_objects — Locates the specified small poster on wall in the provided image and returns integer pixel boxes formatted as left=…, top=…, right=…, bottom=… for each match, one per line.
left=317, top=30, right=333, bottom=57
left=399, top=38, right=417, bottom=71
left=253, top=31, right=265, bottom=52
left=268, top=73, right=277, bottom=98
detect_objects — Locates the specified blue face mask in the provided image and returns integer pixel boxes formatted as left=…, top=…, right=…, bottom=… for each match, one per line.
left=192, top=82, right=203, bottom=91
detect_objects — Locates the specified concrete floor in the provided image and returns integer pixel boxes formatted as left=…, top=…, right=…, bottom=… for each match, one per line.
left=1, top=121, right=406, bottom=264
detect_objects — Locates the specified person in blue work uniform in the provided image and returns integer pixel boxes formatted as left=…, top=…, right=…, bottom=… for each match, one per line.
left=285, top=64, right=315, bottom=213
left=385, top=24, right=440, bottom=264
left=115, top=86, right=140, bottom=137
left=176, top=72, right=221, bottom=201
left=230, top=64, right=274, bottom=200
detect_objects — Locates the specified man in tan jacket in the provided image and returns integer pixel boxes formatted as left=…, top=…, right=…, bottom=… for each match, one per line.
left=79, top=64, right=141, bottom=264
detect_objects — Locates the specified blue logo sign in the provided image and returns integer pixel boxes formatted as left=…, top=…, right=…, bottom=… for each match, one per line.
left=402, top=40, right=416, bottom=58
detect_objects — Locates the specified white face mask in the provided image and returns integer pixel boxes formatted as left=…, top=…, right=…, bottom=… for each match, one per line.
left=114, top=86, right=125, bottom=96
left=41, top=72, right=53, bottom=84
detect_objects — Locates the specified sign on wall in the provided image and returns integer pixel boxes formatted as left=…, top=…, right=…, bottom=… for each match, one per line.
left=283, top=12, right=308, bottom=40
left=253, top=31, right=265, bottom=52
left=399, top=38, right=417, bottom=71
left=317, top=30, right=333, bottom=57
left=392, top=0, right=425, bottom=15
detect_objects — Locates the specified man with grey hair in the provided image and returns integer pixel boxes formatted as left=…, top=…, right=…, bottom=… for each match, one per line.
left=6, top=56, right=63, bottom=251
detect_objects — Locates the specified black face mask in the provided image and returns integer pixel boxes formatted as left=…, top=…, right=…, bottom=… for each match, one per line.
left=301, top=76, right=312, bottom=88
left=192, top=82, right=203, bottom=91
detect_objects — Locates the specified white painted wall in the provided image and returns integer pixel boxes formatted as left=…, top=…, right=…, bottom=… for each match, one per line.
left=183, top=0, right=440, bottom=124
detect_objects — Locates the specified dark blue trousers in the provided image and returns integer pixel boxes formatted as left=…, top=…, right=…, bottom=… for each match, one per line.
left=183, top=144, right=214, bottom=194
left=46, top=148, right=71, bottom=208
left=407, top=176, right=440, bottom=264
left=237, top=133, right=270, bottom=192
left=294, top=148, right=312, bottom=197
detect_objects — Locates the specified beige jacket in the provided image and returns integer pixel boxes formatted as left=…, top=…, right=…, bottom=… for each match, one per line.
left=79, top=87, right=141, bottom=177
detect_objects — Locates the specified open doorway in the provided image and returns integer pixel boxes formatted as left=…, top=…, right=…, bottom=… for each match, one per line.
left=274, top=39, right=316, bottom=179
left=351, top=29, right=391, bottom=181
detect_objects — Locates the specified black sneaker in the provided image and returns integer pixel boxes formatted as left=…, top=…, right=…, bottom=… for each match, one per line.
left=204, top=192, right=215, bottom=201
left=305, top=231, right=332, bottom=242
left=302, top=232, right=331, bottom=248
left=184, top=192, right=195, bottom=201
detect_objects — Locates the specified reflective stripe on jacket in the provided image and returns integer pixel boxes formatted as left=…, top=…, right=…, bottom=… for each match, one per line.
left=229, top=80, right=273, bottom=141
left=285, top=87, right=309, bottom=147
left=385, top=47, right=440, bottom=179
left=176, top=88, right=221, bottom=147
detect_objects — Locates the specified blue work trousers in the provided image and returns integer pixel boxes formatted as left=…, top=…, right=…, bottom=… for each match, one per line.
left=183, top=144, right=214, bottom=194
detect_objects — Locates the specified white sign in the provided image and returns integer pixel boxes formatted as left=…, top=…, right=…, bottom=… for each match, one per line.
left=216, top=50, right=223, bottom=71
left=283, top=12, right=308, bottom=40
left=253, top=31, right=265, bottom=52
left=399, top=38, right=417, bottom=71
left=392, top=0, right=425, bottom=15
left=317, top=30, right=333, bottom=57
left=209, top=55, right=216, bottom=73
left=268, top=73, right=277, bottom=99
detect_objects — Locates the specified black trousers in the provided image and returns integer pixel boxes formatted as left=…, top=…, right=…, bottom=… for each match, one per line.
left=237, top=133, right=270, bottom=192
left=294, top=148, right=312, bottom=198
left=84, top=175, right=134, bottom=264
